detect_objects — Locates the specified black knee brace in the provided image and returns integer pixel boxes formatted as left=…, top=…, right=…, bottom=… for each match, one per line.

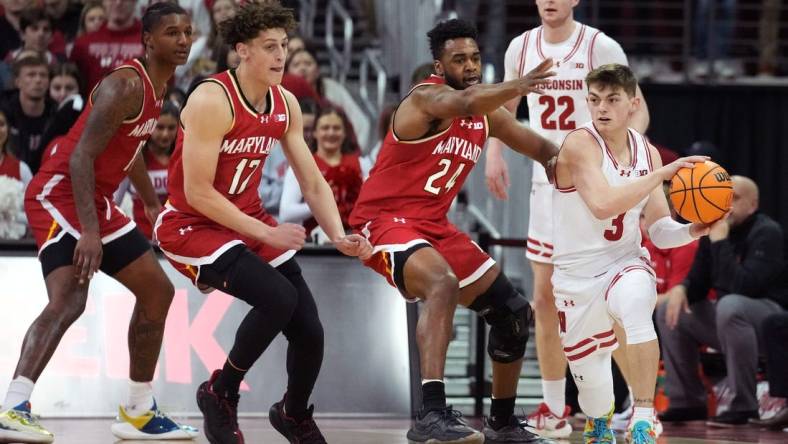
left=469, top=273, right=533, bottom=363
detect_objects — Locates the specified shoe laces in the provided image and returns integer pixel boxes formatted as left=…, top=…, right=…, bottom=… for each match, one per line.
left=9, top=409, right=44, bottom=428
left=436, top=406, right=466, bottom=426
left=586, top=416, right=613, bottom=440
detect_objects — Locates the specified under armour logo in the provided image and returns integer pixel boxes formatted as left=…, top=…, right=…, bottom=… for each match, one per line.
left=563, top=300, right=575, bottom=307
left=619, top=170, right=631, bottom=177
left=179, top=226, right=193, bottom=235
left=573, top=373, right=584, bottom=381
left=555, top=61, right=561, bottom=68
left=393, top=217, right=406, bottom=224
left=459, top=119, right=483, bottom=130
left=260, top=115, right=269, bottom=124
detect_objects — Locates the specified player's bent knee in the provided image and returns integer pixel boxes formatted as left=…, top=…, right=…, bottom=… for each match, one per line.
left=470, top=273, right=533, bottom=363
left=424, top=272, right=460, bottom=304
left=608, top=272, right=657, bottom=345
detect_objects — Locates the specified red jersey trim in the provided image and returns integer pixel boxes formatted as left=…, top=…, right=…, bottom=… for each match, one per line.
left=517, top=31, right=531, bottom=77
left=642, top=134, right=654, bottom=171
left=587, top=31, right=602, bottom=70
left=392, top=75, right=452, bottom=144
left=536, top=24, right=586, bottom=63
left=590, top=123, right=636, bottom=170
left=562, top=25, right=586, bottom=62
left=88, top=60, right=150, bottom=125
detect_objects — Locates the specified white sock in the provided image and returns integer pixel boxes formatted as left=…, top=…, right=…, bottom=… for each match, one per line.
left=3, top=376, right=34, bottom=411
left=541, top=378, right=566, bottom=416
left=632, top=406, right=654, bottom=423
left=421, top=379, right=444, bottom=384
left=126, top=381, right=154, bottom=417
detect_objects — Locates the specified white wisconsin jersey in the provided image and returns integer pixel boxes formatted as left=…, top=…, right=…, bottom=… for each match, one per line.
left=552, top=122, right=655, bottom=277
left=504, top=23, right=627, bottom=183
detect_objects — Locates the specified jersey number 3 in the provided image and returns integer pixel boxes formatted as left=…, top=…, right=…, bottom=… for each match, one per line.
left=604, top=213, right=625, bottom=241
left=424, top=159, right=466, bottom=195
left=539, top=95, right=576, bottom=130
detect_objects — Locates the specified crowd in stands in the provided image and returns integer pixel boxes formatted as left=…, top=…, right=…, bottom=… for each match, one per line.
left=0, top=0, right=785, bottom=435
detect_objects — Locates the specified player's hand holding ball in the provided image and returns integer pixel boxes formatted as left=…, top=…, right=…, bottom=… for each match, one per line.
left=667, top=159, right=733, bottom=240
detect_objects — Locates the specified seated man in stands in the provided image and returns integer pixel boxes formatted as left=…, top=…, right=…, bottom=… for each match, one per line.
left=656, top=175, right=787, bottom=427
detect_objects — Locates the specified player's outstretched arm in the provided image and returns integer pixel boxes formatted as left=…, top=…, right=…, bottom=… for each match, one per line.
left=70, top=69, right=144, bottom=283
left=487, top=107, right=558, bottom=176
left=410, top=59, right=555, bottom=121
left=641, top=145, right=712, bottom=248
left=560, top=131, right=707, bottom=220
left=181, top=82, right=304, bottom=251
left=280, top=90, right=372, bottom=259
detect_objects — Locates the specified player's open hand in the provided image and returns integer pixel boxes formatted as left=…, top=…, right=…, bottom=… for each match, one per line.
left=333, top=234, right=373, bottom=260
left=665, top=287, right=691, bottom=330
left=264, top=223, right=306, bottom=251
left=73, top=231, right=102, bottom=285
left=658, top=155, right=710, bottom=181
left=484, top=149, right=510, bottom=200
left=518, top=58, right=556, bottom=96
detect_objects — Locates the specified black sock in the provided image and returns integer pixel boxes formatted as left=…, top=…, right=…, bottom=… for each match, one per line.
left=422, top=381, right=447, bottom=413
left=490, top=397, right=516, bottom=429
left=212, top=360, right=247, bottom=396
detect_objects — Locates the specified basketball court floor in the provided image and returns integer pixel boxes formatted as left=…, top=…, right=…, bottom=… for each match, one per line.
left=30, top=416, right=788, bottom=443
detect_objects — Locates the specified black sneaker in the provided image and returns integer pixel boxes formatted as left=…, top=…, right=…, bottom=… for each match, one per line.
left=269, top=397, right=327, bottom=444
left=196, top=370, right=244, bottom=444
left=482, top=415, right=553, bottom=443
left=658, top=406, right=707, bottom=422
left=406, top=406, right=484, bottom=443
left=706, top=410, right=759, bottom=428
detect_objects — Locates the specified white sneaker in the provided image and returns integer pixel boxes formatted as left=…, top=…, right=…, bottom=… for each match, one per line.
left=612, top=407, right=633, bottom=431
left=0, top=402, right=54, bottom=443
left=523, top=402, right=572, bottom=438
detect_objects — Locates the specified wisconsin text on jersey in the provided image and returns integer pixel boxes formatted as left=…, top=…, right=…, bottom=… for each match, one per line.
left=537, top=79, right=585, bottom=91
left=220, top=136, right=277, bottom=155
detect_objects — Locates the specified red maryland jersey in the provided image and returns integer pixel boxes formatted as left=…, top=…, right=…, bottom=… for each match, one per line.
left=167, top=70, right=290, bottom=216
left=350, top=75, right=488, bottom=225
left=304, top=153, right=362, bottom=232
left=37, top=58, right=163, bottom=198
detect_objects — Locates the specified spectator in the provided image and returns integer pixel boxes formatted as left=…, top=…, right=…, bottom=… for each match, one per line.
left=364, top=103, right=394, bottom=165
left=1, top=54, right=55, bottom=173
left=286, top=33, right=305, bottom=62
left=259, top=97, right=319, bottom=218
left=286, top=48, right=371, bottom=149
left=656, top=176, right=787, bottom=427
left=77, top=0, right=105, bottom=36
left=750, top=311, right=788, bottom=429
left=43, top=0, right=82, bottom=42
left=279, top=106, right=368, bottom=240
left=174, top=0, right=236, bottom=91
left=115, top=102, right=178, bottom=239
left=5, top=7, right=62, bottom=65
left=48, top=61, right=80, bottom=105
left=70, top=0, right=142, bottom=94
left=0, top=108, right=31, bottom=186
left=757, top=0, right=780, bottom=76
left=0, top=0, right=33, bottom=60
left=692, top=0, right=738, bottom=79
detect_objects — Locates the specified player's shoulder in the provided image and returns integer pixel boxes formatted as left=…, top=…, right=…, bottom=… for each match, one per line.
left=562, top=127, right=601, bottom=155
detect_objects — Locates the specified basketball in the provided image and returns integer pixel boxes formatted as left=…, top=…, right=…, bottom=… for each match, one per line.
left=669, top=161, right=733, bottom=224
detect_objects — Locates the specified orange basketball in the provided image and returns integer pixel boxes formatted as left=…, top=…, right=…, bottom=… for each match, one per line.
left=669, top=161, right=733, bottom=224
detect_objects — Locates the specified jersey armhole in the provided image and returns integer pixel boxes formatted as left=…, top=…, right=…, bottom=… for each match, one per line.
left=90, top=66, right=145, bottom=124
left=278, top=85, right=291, bottom=134
left=391, top=84, right=449, bottom=143
left=182, top=79, right=235, bottom=135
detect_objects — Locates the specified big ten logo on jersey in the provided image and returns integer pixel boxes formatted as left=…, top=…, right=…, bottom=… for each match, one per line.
left=619, top=168, right=649, bottom=177
left=259, top=114, right=287, bottom=124
left=459, top=118, right=483, bottom=130
left=128, top=117, right=158, bottom=137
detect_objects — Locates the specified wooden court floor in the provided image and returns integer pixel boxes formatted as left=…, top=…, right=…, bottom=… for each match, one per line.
left=20, top=416, right=788, bottom=443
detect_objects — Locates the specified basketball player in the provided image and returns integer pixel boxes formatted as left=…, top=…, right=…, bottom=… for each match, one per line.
left=551, top=64, right=712, bottom=443
left=350, top=19, right=558, bottom=444
left=0, top=4, right=197, bottom=443
left=154, top=3, right=371, bottom=444
left=485, top=1, right=650, bottom=437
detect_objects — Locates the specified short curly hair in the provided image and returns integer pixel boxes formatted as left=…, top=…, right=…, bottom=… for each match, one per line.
left=220, top=1, right=297, bottom=48
left=427, top=19, right=478, bottom=60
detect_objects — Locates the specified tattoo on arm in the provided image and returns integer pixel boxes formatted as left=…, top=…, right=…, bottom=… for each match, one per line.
left=70, top=70, right=143, bottom=233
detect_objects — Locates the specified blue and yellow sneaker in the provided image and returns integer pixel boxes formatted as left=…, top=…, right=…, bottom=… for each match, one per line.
left=584, top=406, right=616, bottom=444
left=111, top=399, right=198, bottom=440
left=626, top=420, right=657, bottom=444
left=0, top=401, right=54, bottom=443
